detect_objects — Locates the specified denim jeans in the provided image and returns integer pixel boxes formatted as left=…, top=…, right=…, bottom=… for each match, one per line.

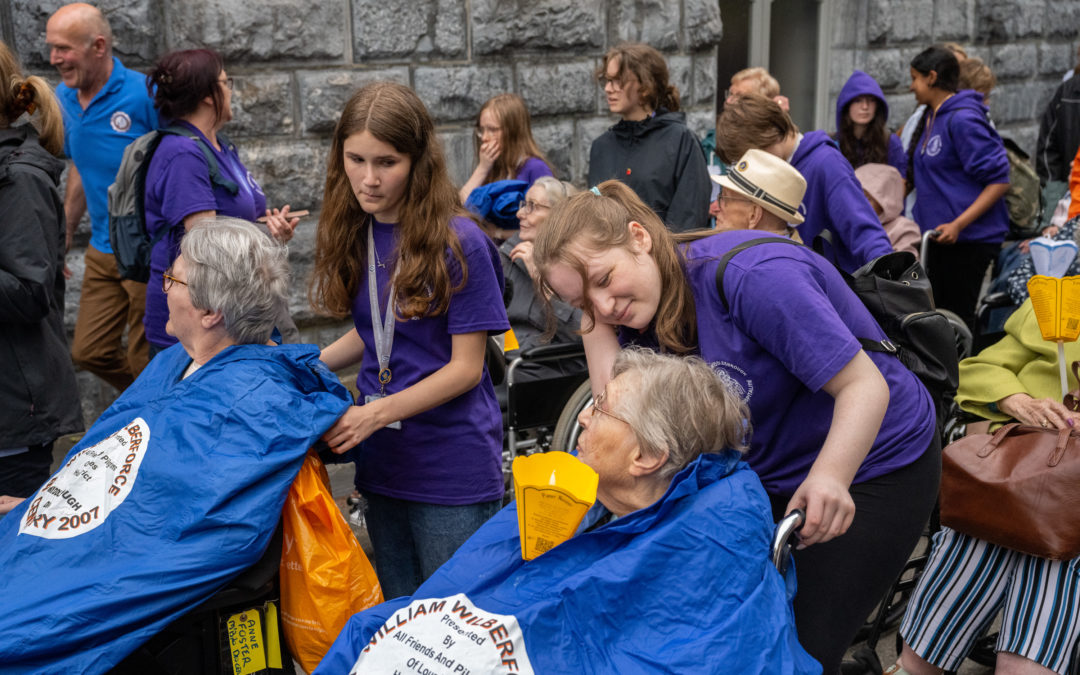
left=362, top=492, right=502, bottom=600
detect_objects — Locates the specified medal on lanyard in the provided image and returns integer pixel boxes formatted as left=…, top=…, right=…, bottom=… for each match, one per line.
left=367, top=226, right=402, bottom=429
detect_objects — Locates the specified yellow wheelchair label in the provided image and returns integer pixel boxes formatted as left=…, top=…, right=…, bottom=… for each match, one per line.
left=226, top=608, right=268, bottom=675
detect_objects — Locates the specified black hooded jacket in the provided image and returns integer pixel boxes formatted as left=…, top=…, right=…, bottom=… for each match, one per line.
left=0, top=125, right=83, bottom=448
left=587, top=109, right=711, bottom=232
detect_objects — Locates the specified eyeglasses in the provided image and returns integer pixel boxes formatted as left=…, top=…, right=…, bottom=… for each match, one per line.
left=219, top=76, right=234, bottom=91
left=517, top=200, right=551, bottom=215
left=590, top=389, right=631, bottom=426
left=162, top=270, right=188, bottom=293
left=475, top=126, right=500, bottom=139
left=718, top=193, right=752, bottom=205
left=599, top=77, right=624, bottom=90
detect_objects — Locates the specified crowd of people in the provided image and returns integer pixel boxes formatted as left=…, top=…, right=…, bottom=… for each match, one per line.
left=1, top=2, right=1078, bottom=674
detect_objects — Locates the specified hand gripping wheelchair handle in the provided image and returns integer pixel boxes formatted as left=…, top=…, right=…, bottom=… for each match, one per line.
left=771, top=509, right=806, bottom=575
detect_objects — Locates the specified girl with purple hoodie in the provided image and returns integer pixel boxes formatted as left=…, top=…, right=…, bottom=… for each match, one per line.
left=908, top=45, right=1010, bottom=328
left=834, top=70, right=907, bottom=177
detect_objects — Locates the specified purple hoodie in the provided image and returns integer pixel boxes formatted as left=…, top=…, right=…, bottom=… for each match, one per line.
left=791, top=130, right=894, bottom=272
left=911, top=89, right=1010, bottom=244
left=835, top=70, right=907, bottom=177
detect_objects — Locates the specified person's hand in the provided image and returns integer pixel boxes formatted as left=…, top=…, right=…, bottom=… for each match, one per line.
left=265, top=205, right=300, bottom=244
left=933, top=221, right=963, bottom=245
left=1042, top=225, right=1060, bottom=239
left=478, top=138, right=500, bottom=172
left=785, top=473, right=855, bottom=548
left=1018, top=238, right=1035, bottom=254
left=321, top=402, right=388, bottom=453
left=63, top=262, right=72, bottom=280
left=998, top=392, right=1080, bottom=429
left=510, top=240, right=537, bottom=278
left=0, top=495, right=26, bottom=515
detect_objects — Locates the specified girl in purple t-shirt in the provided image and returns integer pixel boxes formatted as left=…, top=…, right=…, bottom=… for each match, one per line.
left=458, top=93, right=554, bottom=204
left=142, top=49, right=299, bottom=356
left=533, top=180, right=939, bottom=673
left=311, top=82, right=510, bottom=600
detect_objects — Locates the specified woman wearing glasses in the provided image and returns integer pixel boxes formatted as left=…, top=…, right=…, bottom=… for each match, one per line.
left=587, top=42, right=711, bottom=232
left=458, top=93, right=553, bottom=204
left=142, top=48, right=298, bottom=359
left=498, top=176, right=584, bottom=381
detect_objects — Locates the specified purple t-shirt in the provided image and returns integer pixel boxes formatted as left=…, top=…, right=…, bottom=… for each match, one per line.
left=350, top=216, right=510, bottom=505
left=142, top=122, right=267, bottom=347
left=622, top=230, right=935, bottom=496
left=514, top=156, right=554, bottom=185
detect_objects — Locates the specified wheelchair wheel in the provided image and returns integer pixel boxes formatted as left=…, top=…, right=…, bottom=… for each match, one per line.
left=550, top=380, right=593, bottom=453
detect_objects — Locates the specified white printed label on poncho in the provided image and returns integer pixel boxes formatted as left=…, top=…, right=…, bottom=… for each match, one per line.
left=350, top=593, right=534, bottom=675
left=19, top=417, right=150, bottom=539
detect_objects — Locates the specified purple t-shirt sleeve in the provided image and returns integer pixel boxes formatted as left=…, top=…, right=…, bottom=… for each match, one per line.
left=446, top=218, right=511, bottom=335
left=514, top=156, right=554, bottom=185
left=727, top=255, right=861, bottom=392
left=146, top=142, right=219, bottom=231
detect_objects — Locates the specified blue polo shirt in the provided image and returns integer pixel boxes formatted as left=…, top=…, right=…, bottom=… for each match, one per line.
left=58, top=56, right=158, bottom=254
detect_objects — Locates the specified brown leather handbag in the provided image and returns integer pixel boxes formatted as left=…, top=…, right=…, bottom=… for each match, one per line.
left=941, top=423, right=1080, bottom=560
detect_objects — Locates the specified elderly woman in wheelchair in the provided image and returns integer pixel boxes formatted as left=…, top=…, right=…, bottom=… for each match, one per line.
left=0, top=218, right=351, bottom=673
left=315, top=348, right=820, bottom=674
left=893, top=297, right=1080, bottom=675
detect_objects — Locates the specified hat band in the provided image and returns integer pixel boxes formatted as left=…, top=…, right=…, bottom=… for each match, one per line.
left=727, top=169, right=799, bottom=218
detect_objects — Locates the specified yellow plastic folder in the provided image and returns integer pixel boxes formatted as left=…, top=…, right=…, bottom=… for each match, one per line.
left=1027, top=275, right=1080, bottom=341
left=512, top=452, right=598, bottom=561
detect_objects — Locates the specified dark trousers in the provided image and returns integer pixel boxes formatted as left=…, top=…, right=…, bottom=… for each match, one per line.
left=770, top=433, right=942, bottom=674
left=0, top=442, right=55, bottom=498
left=926, top=240, right=999, bottom=329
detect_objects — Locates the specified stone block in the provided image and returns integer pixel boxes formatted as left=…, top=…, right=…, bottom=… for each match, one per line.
left=975, top=0, right=1043, bottom=41
left=74, top=370, right=119, bottom=430
left=865, top=49, right=908, bottom=91
left=167, top=0, right=347, bottom=62
left=692, top=51, right=718, bottom=107
left=518, top=60, right=597, bottom=116
left=1039, top=43, right=1077, bottom=77
left=532, top=120, right=575, bottom=182
left=227, top=73, right=294, bottom=138
left=686, top=109, right=714, bottom=140
left=991, top=81, right=1049, bottom=124
left=472, top=0, right=604, bottom=55
left=611, top=0, right=680, bottom=50
left=933, top=0, right=973, bottom=41
left=413, top=64, right=513, bottom=123
left=298, top=68, right=411, bottom=134
left=438, top=127, right=475, bottom=189
left=829, top=49, right=857, bottom=96
left=885, top=93, right=919, bottom=131
left=1045, top=0, right=1080, bottom=39
left=238, top=138, right=331, bottom=213
left=13, top=0, right=159, bottom=68
left=831, top=0, right=864, bottom=48
left=1000, top=123, right=1039, bottom=158
left=574, top=117, right=615, bottom=185
left=351, top=0, right=466, bottom=59
left=866, top=0, right=934, bottom=45
left=990, top=43, right=1039, bottom=81
left=668, top=55, right=692, bottom=107
left=685, top=0, right=724, bottom=49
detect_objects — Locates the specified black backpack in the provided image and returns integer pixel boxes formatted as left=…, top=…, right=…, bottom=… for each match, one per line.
left=713, top=237, right=959, bottom=404
left=107, top=125, right=239, bottom=282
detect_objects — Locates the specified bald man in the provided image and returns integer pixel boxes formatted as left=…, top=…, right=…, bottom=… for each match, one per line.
left=46, top=3, right=158, bottom=391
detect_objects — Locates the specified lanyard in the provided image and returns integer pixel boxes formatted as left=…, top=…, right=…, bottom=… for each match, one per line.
left=367, top=225, right=395, bottom=396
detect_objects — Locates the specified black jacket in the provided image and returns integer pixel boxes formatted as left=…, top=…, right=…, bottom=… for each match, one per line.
left=0, top=126, right=83, bottom=448
left=1036, top=75, right=1080, bottom=184
left=587, top=109, right=711, bottom=232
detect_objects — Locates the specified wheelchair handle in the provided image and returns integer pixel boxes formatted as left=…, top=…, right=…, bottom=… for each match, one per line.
left=770, top=509, right=806, bottom=573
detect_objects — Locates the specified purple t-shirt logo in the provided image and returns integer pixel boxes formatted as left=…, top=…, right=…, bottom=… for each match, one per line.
left=711, top=360, right=754, bottom=404
left=925, top=135, right=942, bottom=157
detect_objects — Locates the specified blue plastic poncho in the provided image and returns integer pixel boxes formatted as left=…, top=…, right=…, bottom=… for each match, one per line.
left=465, top=179, right=529, bottom=230
left=315, top=451, right=821, bottom=674
left=0, top=343, right=352, bottom=675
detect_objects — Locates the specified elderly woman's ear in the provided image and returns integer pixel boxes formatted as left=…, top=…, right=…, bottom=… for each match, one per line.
left=628, top=447, right=669, bottom=478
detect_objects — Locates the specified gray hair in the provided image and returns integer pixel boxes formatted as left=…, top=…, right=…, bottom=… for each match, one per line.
left=532, top=176, right=578, bottom=206
left=180, top=217, right=290, bottom=345
left=610, top=347, right=750, bottom=481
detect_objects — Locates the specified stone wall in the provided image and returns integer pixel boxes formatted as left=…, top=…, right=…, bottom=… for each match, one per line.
left=5, top=0, right=721, bottom=419
left=828, top=0, right=1080, bottom=155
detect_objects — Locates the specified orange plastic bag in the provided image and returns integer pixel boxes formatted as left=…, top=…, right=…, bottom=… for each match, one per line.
left=280, top=451, right=382, bottom=673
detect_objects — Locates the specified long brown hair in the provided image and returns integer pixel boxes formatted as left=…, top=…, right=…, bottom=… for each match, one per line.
left=0, top=40, right=63, bottom=155
left=477, top=93, right=549, bottom=183
left=309, top=82, right=468, bottom=318
left=598, top=43, right=681, bottom=113
left=533, top=180, right=696, bottom=353
left=837, top=101, right=889, bottom=167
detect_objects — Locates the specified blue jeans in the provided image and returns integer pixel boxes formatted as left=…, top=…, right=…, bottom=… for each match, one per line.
left=362, top=492, right=501, bottom=600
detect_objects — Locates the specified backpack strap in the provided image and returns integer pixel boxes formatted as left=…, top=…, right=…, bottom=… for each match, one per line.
left=160, top=125, right=240, bottom=196
left=713, top=236, right=804, bottom=312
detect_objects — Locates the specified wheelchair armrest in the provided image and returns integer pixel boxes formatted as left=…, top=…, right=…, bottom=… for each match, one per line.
left=770, top=509, right=805, bottom=576
left=517, top=342, right=586, bottom=362
left=978, top=291, right=1013, bottom=310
